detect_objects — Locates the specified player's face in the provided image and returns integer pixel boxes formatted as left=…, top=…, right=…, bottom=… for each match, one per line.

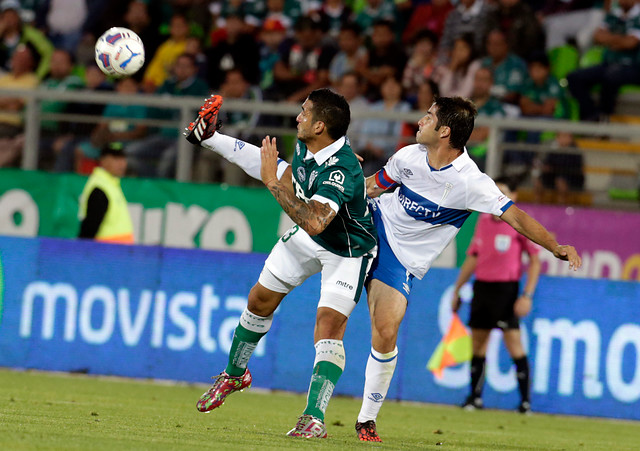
left=296, top=99, right=316, bottom=142
left=416, top=104, right=439, bottom=145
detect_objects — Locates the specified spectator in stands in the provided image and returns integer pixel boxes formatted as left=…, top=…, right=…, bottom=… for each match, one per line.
left=77, top=77, right=147, bottom=174
left=357, top=75, right=410, bottom=175
left=122, top=0, right=162, bottom=70
left=491, top=0, right=545, bottom=60
left=433, top=33, right=481, bottom=98
left=438, top=0, right=497, bottom=62
left=0, top=44, right=38, bottom=167
left=39, top=48, right=85, bottom=169
left=129, top=53, right=210, bottom=178
left=519, top=51, right=565, bottom=124
left=206, top=12, right=260, bottom=90
left=38, top=0, right=87, bottom=54
left=53, top=65, right=114, bottom=173
left=354, top=0, right=398, bottom=37
left=540, top=0, right=605, bottom=53
left=402, top=29, right=439, bottom=100
left=567, top=0, right=640, bottom=122
left=533, top=131, right=585, bottom=204
left=328, top=22, right=366, bottom=85
left=142, top=13, right=190, bottom=92
left=0, top=0, right=54, bottom=79
left=468, top=66, right=507, bottom=168
left=312, top=0, right=353, bottom=41
left=402, top=0, right=454, bottom=45
left=258, top=18, right=290, bottom=92
left=481, top=28, right=528, bottom=106
left=335, top=71, right=368, bottom=144
left=185, top=35, right=208, bottom=81
left=272, top=15, right=336, bottom=103
left=359, top=19, right=407, bottom=101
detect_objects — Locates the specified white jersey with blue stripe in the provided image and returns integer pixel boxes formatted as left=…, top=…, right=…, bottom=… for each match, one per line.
left=374, top=143, right=513, bottom=279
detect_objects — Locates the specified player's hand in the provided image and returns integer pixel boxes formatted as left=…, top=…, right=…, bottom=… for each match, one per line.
left=451, top=291, right=462, bottom=312
left=513, top=295, right=532, bottom=317
left=260, top=135, right=279, bottom=187
left=355, top=153, right=364, bottom=162
left=553, top=244, right=582, bottom=271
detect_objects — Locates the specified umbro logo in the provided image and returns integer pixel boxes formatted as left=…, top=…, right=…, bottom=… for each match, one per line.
left=368, top=393, right=384, bottom=402
left=402, top=168, right=413, bottom=177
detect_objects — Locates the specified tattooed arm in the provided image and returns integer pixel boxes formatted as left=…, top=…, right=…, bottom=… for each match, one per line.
left=261, top=136, right=337, bottom=236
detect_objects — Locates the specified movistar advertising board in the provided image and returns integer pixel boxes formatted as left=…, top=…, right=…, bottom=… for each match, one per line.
left=0, top=236, right=638, bottom=420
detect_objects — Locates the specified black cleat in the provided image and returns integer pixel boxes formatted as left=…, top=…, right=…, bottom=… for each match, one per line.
left=356, top=420, right=382, bottom=442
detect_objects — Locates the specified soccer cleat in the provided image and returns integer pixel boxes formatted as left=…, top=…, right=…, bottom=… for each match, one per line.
left=184, top=94, right=223, bottom=145
left=518, top=401, right=532, bottom=415
left=461, top=395, right=483, bottom=411
left=196, top=369, right=252, bottom=412
left=286, top=414, right=328, bottom=438
left=356, top=420, right=382, bottom=442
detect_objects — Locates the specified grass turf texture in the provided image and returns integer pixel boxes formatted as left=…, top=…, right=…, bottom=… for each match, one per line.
left=0, top=368, right=638, bottom=450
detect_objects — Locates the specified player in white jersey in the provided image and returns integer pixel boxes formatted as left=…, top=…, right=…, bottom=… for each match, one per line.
left=354, top=97, right=582, bottom=442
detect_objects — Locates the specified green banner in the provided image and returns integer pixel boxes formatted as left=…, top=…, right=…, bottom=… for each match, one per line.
left=0, top=169, right=476, bottom=264
left=0, top=169, right=290, bottom=253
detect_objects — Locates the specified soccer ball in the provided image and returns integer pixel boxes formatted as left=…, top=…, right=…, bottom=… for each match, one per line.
left=95, top=27, right=145, bottom=77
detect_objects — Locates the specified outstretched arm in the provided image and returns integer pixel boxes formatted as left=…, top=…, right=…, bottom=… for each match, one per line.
left=261, top=136, right=336, bottom=236
left=500, top=204, right=582, bottom=270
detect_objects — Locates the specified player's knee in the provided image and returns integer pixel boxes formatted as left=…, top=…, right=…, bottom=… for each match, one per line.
left=247, top=284, right=280, bottom=317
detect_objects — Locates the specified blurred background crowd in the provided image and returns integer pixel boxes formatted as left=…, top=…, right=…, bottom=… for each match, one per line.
left=1, top=0, right=637, bottom=203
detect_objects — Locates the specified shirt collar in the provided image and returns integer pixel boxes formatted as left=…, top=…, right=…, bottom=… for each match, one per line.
left=304, top=136, right=346, bottom=165
left=451, top=148, right=472, bottom=171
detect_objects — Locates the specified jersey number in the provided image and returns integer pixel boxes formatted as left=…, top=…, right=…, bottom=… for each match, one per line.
left=281, top=225, right=300, bottom=242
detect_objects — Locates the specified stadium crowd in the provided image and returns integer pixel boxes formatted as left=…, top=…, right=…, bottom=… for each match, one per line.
left=0, top=0, right=634, bottom=193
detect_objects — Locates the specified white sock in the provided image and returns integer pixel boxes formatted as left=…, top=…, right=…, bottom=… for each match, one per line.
left=357, top=346, right=398, bottom=423
left=201, top=132, right=289, bottom=180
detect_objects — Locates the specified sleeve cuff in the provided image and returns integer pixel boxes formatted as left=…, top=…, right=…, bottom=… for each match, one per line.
left=310, top=194, right=339, bottom=213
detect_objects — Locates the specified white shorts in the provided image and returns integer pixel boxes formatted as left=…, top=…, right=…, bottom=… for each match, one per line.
left=258, top=225, right=375, bottom=318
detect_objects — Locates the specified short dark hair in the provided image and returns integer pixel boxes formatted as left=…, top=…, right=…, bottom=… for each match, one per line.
left=494, top=175, right=519, bottom=192
left=307, top=88, right=350, bottom=139
left=433, top=96, right=477, bottom=150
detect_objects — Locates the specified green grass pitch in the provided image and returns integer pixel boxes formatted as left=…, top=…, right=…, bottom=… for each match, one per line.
left=0, top=368, right=638, bottom=450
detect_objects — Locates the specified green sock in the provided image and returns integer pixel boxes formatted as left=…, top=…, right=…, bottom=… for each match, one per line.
left=225, top=324, right=265, bottom=377
left=302, top=360, right=343, bottom=421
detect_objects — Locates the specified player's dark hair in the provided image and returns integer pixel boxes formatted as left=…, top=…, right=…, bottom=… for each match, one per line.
left=433, top=96, right=477, bottom=150
left=308, top=88, right=351, bottom=139
left=494, top=175, right=519, bottom=192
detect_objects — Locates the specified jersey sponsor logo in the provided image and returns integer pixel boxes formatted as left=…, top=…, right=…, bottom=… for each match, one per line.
left=308, top=170, right=318, bottom=189
left=322, top=170, right=345, bottom=192
left=494, top=234, right=512, bottom=252
left=326, top=156, right=339, bottom=167
left=397, top=185, right=470, bottom=228
left=297, top=166, right=306, bottom=182
left=328, top=170, right=344, bottom=184
left=402, top=168, right=414, bottom=177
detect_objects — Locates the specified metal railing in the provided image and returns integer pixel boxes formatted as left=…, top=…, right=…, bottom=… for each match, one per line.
left=2, top=88, right=639, bottom=207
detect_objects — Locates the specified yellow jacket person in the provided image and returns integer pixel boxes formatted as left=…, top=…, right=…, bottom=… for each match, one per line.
left=78, top=142, right=134, bottom=244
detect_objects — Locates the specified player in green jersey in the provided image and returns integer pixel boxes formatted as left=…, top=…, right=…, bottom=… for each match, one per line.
left=185, top=88, right=377, bottom=438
